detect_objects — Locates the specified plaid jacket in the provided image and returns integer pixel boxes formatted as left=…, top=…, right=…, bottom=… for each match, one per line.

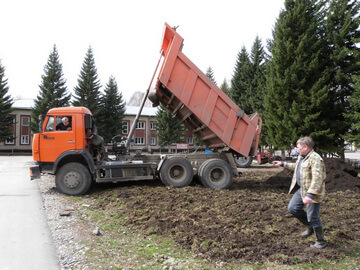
left=284, top=149, right=326, bottom=203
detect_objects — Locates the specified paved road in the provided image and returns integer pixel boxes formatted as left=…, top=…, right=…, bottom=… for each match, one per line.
left=0, top=156, right=59, bottom=270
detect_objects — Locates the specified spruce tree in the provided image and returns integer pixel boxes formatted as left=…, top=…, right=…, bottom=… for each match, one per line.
left=325, top=0, right=360, bottom=155
left=264, top=0, right=331, bottom=151
left=156, top=104, right=184, bottom=151
left=220, top=79, right=230, bottom=95
left=31, top=45, right=71, bottom=132
left=72, top=46, right=102, bottom=120
left=247, top=36, right=268, bottom=146
left=0, top=60, right=14, bottom=142
left=228, top=46, right=252, bottom=113
left=344, top=73, right=360, bottom=147
left=229, top=38, right=266, bottom=115
left=205, top=66, right=217, bottom=85
left=97, top=76, right=126, bottom=143
left=249, top=36, right=267, bottom=115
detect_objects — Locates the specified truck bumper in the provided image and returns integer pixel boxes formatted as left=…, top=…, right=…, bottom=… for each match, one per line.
left=30, top=164, right=41, bottom=180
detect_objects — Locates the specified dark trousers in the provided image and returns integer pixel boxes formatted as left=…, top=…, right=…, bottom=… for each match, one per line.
left=288, top=188, right=322, bottom=229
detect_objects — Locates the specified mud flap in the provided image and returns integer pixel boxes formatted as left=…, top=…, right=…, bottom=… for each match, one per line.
left=225, top=153, right=240, bottom=177
left=157, top=155, right=167, bottom=172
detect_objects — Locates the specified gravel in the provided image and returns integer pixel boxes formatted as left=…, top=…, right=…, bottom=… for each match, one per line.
left=37, top=175, right=91, bottom=270
left=37, top=175, right=212, bottom=270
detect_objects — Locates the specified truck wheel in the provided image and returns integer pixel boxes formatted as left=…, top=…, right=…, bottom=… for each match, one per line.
left=199, top=159, right=232, bottom=189
left=160, top=157, right=193, bottom=187
left=234, top=156, right=253, bottom=168
left=55, top=163, right=92, bottom=196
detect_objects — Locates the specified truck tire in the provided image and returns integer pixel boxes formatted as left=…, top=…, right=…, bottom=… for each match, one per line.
left=198, top=159, right=233, bottom=189
left=159, top=157, right=193, bottom=187
left=234, top=156, right=253, bottom=168
left=55, top=163, right=92, bottom=196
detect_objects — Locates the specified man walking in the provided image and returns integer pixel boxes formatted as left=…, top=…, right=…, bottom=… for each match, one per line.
left=273, top=136, right=327, bottom=249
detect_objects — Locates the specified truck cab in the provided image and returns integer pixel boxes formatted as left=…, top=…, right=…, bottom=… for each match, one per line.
left=31, top=107, right=97, bottom=179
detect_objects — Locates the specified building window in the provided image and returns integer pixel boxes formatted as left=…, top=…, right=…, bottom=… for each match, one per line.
left=136, top=121, right=145, bottom=129
left=20, top=115, right=31, bottom=145
left=150, top=121, right=157, bottom=130
left=186, top=137, right=194, bottom=145
left=150, top=137, right=156, bottom=146
left=22, top=116, right=30, bottom=126
left=122, top=121, right=129, bottom=135
left=4, top=115, right=16, bottom=145
left=21, top=135, right=29, bottom=145
left=5, top=137, right=15, bottom=145
left=134, top=137, right=145, bottom=145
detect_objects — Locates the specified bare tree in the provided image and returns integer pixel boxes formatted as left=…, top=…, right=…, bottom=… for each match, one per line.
left=128, top=91, right=152, bottom=107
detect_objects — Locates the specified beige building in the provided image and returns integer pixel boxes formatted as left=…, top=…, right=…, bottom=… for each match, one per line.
left=0, top=99, right=33, bottom=153
left=0, top=100, right=194, bottom=153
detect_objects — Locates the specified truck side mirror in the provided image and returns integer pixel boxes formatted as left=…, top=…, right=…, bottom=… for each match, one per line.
left=38, top=115, right=43, bottom=133
left=85, top=114, right=92, bottom=129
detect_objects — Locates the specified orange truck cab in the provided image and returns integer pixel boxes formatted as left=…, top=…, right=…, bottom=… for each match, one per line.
left=30, top=107, right=99, bottom=190
left=32, top=107, right=93, bottom=164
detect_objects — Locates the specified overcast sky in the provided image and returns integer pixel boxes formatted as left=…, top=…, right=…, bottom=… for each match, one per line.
left=1, top=0, right=284, bottom=103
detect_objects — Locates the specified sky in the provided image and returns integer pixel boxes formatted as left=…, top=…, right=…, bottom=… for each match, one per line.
left=0, top=0, right=285, bottom=103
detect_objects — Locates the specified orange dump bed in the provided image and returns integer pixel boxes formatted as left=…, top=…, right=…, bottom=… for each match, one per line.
left=154, top=23, right=262, bottom=157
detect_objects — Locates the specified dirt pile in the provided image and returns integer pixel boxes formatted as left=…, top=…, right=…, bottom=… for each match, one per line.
left=324, top=158, right=360, bottom=192
left=266, top=158, right=360, bottom=193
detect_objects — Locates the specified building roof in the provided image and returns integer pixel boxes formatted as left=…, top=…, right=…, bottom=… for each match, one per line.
left=12, top=99, right=34, bottom=109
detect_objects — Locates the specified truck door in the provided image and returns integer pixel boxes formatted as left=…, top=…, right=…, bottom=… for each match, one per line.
left=39, top=115, right=76, bottom=162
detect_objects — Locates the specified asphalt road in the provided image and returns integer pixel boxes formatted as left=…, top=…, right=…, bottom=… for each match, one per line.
left=0, top=156, right=59, bottom=270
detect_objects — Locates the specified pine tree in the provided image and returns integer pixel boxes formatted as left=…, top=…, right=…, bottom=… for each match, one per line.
left=0, top=60, right=14, bottom=142
left=156, top=104, right=184, bottom=150
left=97, top=76, right=126, bottom=143
left=325, top=0, right=360, bottom=155
left=248, top=36, right=268, bottom=147
left=228, top=47, right=252, bottom=113
left=249, top=36, right=267, bottom=115
left=220, top=79, right=230, bottom=95
left=264, top=0, right=331, bottom=151
left=344, top=73, right=360, bottom=147
left=205, top=66, right=217, bottom=85
left=72, top=46, right=102, bottom=120
left=31, top=45, right=71, bottom=132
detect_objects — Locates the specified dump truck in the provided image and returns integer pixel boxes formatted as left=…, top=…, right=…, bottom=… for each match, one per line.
left=30, top=23, right=262, bottom=195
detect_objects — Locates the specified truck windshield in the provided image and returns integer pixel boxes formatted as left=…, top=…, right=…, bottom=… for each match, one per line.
left=44, top=116, right=55, bottom=131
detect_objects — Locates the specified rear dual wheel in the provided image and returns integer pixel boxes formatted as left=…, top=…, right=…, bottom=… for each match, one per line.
left=234, top=156, right=253, bottom=168
left=198, top=159, right=232, bottom=189
left=159, top=157, right=193, bottom=187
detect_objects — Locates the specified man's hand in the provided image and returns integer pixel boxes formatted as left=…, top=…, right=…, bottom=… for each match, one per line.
left=272, top=161, right=282, bottom=167
left=303, top=196, right=313, bottom=205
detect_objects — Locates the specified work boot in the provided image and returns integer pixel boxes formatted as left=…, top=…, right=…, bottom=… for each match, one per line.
left=301, top=226, right=314, bottom=238
left=297, top=217, right=313, bottom=238
left=311, top=227, right=327, bottom=249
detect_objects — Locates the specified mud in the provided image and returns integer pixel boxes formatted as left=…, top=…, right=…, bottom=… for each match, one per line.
left=90, top=158, right=360, bottom=265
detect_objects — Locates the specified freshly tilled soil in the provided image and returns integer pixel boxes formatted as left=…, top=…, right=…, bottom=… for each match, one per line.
left=87, top=158, right=360, bottom=265
left=38, top=158, right=360, bottom=267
